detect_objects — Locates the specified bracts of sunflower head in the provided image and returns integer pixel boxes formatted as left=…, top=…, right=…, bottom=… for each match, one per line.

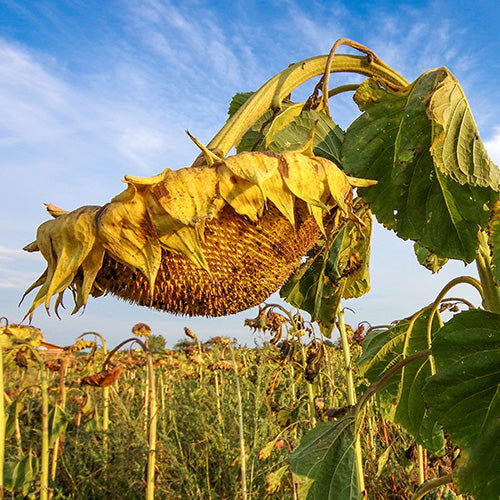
left=22, top=140, right=374, bottom=319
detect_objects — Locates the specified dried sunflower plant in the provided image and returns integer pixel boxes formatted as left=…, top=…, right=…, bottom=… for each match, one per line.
left=21, top=38, right=500, bottom=500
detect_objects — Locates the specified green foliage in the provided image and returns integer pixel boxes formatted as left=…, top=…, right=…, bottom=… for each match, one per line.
left=342, top=72, right=499, bottom=263
left=280, top=199, right=372, bottom=336
left=267, top=109, right=344, bottom=164
left=146, top=334, right=166, bottom=353
left=414, top=242, right=449, bottom=273
left=357, top=308, right=445, bottom=455
left=289, top=417, right=358, bottom=500
left=4, top=451, right=39, bottom=496
left=423, top=309, right=500, bottom=499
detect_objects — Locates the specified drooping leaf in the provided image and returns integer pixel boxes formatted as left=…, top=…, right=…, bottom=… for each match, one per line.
left=357, top=308, right=445, bottom=454
left=150, top=166, right=220, bottom=226
left=25, top=206, right=101, bottom=315
left=423, top=309, right=500, bottom=499
left=426, top=71, right=500, bottom=189
left=4, top=451, right=39, bottom=496
left=289, top=417, right=357, bottom=500
left=217, top=163, right=265, bottom=221
left=268, top=110, right=344, bottom=164
left=414, top=242, right=448, bottom=273
left=280, top=227, right=345, bottom=336
left=223, top=151, right=280, bottom=199
left=343, top=72, right=499, bottom=262
left=49, top=404, right=68, bottom=447
left=97, top=185, right=162, bottom=290
left=338, top=199, right=372, bottom=300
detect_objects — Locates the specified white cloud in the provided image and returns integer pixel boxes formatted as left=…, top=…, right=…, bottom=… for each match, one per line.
left=484, top=127, right=500, bottom=164
left=115, top=126, right=168, bottom=169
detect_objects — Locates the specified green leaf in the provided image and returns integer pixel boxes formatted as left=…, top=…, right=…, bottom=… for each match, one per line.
left=357, top=308, right=445, bottom=454
left=426, top=71, right=500, bottom=189
left=227, top=91, right=255, bottom=117
left=49, top=404, right=68, bottom=447
left=280, top=231, right=342, bottom=336
left=414, top=242, right=449, bottom=273
left=265, top=464, right=289, bottom=494
left=289, top=417, right=358, bottom=500
left=268, top=110, right=344, bottom=164
left=343, top=72, right=499, bottom=262
left=4, top=451, right=39, bottom=495
left=423, top=309, right=500, bottom=499
left=280, top=201, right=371, bottom=336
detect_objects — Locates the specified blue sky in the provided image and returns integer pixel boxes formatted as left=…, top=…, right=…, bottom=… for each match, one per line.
left=1, top=0, right=500, bottom=348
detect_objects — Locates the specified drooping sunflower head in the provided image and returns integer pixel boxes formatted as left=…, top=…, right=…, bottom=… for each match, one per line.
left=23, top=146, right=364, bottom=318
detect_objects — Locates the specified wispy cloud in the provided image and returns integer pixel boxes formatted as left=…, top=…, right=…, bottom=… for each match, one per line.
left=484, top=127, right=500, bottom=165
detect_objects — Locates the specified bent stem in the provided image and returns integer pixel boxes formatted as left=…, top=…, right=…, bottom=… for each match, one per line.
left=207, top=46, right=408, bottom=156
left=411, top=474, right=453, bottom=500
left=104, top=338, right=157, bottom=500
left=78, top=333, right=109, bottom=436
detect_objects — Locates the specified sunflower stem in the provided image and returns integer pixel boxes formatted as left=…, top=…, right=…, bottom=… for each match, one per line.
left=337, top=310, right=365, bottom=497
left=207, top=51, right=408, bottom=156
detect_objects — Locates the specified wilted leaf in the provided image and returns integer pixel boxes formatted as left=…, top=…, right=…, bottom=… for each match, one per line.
left=357, top=308, right=445, bottom=454
left=289, top=417, right=358, bottom=500
left=414, top=242, right=449, bottom=273
left=97, top=185, right=161, bottom=291
left=217, top=163, right=265, bottom=221
left=268, top=110, right=344, bottom=164
left=280, top=230, right=344, bottom=336
left=343, top=73, right=499, bottom=262
left=426, top=71, right=500, bottom=189
left=4, top=451, right=38, bottom=496
left=423, top=309, right=500, bottom=499
left=266, top=464, right=289, bottom=494
left=281, top=201, right=371, bottom=336
left=223, top=151, right=279, bottom=199
left=25, top=206, right=101, bottom=315
left=150, top=166, right=220, bottom=226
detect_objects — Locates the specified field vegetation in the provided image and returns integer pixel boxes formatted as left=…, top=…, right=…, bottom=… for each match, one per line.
left=0, top=311, right=465, bottom=499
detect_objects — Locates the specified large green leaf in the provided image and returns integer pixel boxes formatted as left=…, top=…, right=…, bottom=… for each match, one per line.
left=423, top=309, right=500, bottom=499
left=342, top=70, right=499, bottom=262
left=426, top=71, right=500, bottom=189
left=357, top=308, right=444, bottom=454
left=289, top=417, right=358, bottom=500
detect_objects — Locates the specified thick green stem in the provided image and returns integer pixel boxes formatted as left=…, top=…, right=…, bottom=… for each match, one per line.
left=207, top=53, right=408, bottom=156
left=337, top=311, right=365, bottom=497
left=476, top=230, right=500, bottom=313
